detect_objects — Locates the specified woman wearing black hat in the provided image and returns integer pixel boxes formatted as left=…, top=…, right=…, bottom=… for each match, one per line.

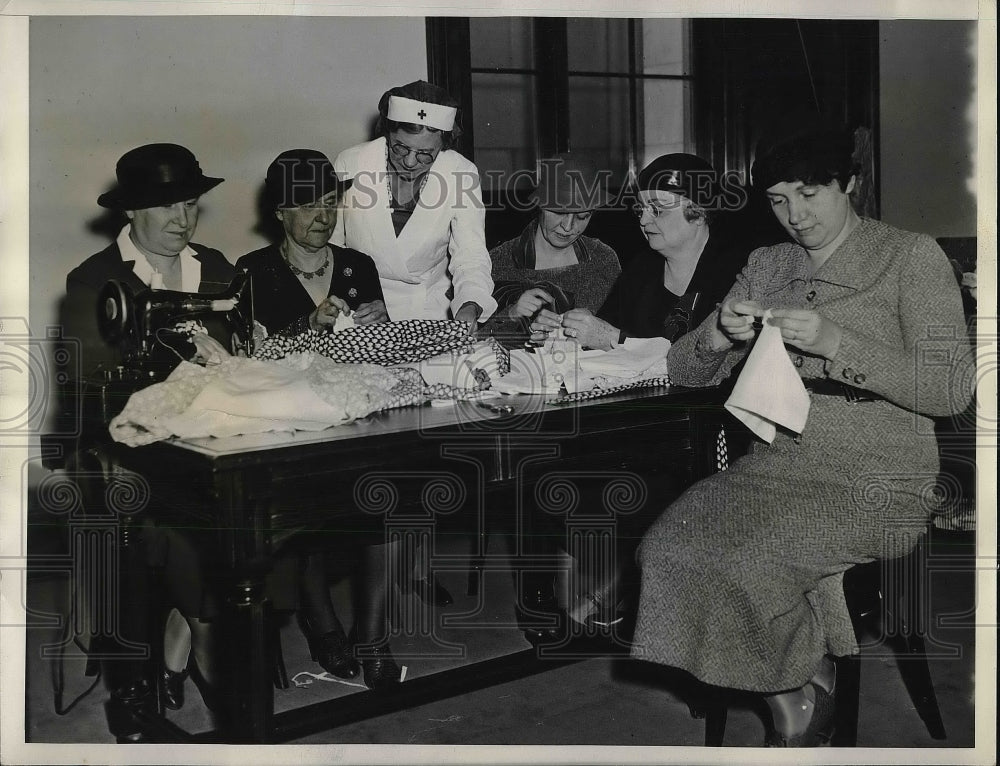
left=63, top=143, right=234, bottom=730
left=557, top=153, right=749, bottom=350
left=331, top=80, right=496, bottom=327
left=236, top=150, right=400, bottom=690
left=65, top=143, right=235, bottom=377
left=631, top=123, right=973, bottom=746
left=236, top=149, right=387, bottom=336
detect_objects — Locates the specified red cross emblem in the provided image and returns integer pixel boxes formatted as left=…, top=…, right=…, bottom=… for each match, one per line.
left=417, top=109, right=427, bottom=120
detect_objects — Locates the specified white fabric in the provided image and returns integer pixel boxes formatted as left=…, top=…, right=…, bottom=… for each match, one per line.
left=724, top=310, right=811, bottom=443
left=491, top=336, right=669, bottom=395
left=108, top=354, right=412, bottom=446
left=387, top=95, right=457, bottom=131
left=116, top=224, right=201, bottom=292
left=489, top=349, right=565, bottom=394
left=579, top=337, right=670, bottom=379
left=400, top=341, right=503, bottom=389
left=331, top=138, right=497, bottom=322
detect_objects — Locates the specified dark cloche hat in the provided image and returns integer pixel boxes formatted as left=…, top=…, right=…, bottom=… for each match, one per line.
left=530, top=153, right=613, bottom=213
left=264, top=149, right=352, bottom=209
left=97, top=143, right=224, bottom=210
left=637, top=153, right=720, bottom=209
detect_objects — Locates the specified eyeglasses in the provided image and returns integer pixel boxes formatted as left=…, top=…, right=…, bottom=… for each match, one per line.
left=389, top=142, right=437, bottom=165
left=631, top=202, right=673, bottom=219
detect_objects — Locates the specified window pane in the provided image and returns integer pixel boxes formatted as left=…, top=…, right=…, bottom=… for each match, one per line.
left=567, top=18, right=629, bottom=73
left=567, top=75, right=630, bottom=189
left=638, top=79, right=693, bottom=168
left=470, top=17, right=535, bottom=70
left=640, top=18, right=690, bottom=76
left=472, top=72, right=537, bottom=192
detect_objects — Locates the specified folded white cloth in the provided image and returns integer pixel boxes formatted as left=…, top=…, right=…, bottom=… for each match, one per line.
left=724, top=310, right=811, bottom=443
left=490, top=349, right=565, bottom=394
left=579, top=337, right=670, bottom=378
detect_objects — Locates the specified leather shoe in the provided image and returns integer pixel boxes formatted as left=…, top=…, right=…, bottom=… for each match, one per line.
left=105, top=679, right=156, bottom=743
left=362, top=647, right=402, bottom=691
left=765, top=682, right=836, bottom=747
left=352, top=633, right=402, bottom=691
left=160, top=667, right=188, bottom=710
left=404, top=576, right=454, bottom=607
left=298, top=614, right=360, bottom=679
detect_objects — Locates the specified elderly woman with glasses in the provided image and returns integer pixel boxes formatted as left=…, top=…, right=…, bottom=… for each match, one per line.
left=332, top=80, right=497, bottom=329
left=555, top=153, right=749, bottom=350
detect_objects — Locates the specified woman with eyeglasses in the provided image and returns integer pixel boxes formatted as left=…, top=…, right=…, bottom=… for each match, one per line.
left=332, top=80, right=497, bottom=329
left=548, top=153, right=751, bottom=632
left=332, top=81, right=496, bottom=611
left=556, top=153, right=749, bottom=350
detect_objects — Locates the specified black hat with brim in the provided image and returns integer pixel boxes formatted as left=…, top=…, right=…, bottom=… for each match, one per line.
left=97, top=143, right=224, bottom=210
left=265, top=149, right=352, bottom=209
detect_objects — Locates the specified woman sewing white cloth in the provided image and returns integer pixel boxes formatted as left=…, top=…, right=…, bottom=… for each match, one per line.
left=331, top=80, right=497, bottom=326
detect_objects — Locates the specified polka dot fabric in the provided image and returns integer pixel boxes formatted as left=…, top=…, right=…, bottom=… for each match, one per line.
left=254, top=319, right=478, bottom=366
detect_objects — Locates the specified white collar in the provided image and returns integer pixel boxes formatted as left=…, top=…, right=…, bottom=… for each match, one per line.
left=116, top=224, right=202, bottom=292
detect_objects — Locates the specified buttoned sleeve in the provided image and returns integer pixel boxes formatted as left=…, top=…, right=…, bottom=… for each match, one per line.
left=446, top=158, right=497, bottom=320
left=823, top=233, right=973, bottom=416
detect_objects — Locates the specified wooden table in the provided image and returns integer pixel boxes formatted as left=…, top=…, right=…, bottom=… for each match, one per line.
left=106, top=385, right=729, bottom=743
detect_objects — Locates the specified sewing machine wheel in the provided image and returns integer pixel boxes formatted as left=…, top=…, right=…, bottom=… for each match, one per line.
left=97, top=280, right=133, bottom=343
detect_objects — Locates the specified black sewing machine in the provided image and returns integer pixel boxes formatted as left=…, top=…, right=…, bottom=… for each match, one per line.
left=44, top=271, right=256, bottom=462
left=96, top=269, right=255, bottom=381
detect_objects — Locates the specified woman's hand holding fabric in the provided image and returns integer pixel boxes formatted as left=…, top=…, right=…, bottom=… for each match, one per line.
left=562, top=308, right=618, bottom=351
left=510, top=287, right=555, bottom=319
left=713, top=299, right=764, bottom=349
left=353, top=300, right=389, bottom=325
left=528, top=307, right=564, bottom=342
left=768, top=309, right=843, bottom=360
left=309, top=294, right=351, bottom=331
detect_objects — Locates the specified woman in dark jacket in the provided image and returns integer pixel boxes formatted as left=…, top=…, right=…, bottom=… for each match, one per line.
left=236, top=150, right=399, bottom=690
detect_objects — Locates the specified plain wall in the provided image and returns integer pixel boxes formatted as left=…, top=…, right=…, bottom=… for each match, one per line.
left=879, top=20, right=978, bottom=237
left=28, top=15, right=426, bottom=340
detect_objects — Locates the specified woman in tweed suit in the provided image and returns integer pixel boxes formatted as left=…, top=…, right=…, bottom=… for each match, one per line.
left=632, top=121, right=974, bottom=746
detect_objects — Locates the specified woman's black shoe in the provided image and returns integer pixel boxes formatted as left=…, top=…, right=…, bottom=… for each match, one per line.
left=360, top=642, right=402, bottom=691
left=160, top=667, right=188, bottom=710
left=298, top=614, right=361, bottom=679
left=765, top=682, right=837, bottom=747
left=404, top=576, right=454, bottom=607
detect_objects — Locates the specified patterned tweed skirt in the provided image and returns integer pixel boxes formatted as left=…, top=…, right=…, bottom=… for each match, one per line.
left=631, top=408, right=939, bottom=693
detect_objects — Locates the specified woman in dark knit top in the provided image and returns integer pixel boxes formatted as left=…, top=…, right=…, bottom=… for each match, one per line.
left=487, top=153, right=620, bottom=347
left=561, top=153, right=750, bottom=349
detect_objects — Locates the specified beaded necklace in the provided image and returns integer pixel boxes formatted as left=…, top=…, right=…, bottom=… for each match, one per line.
left=281, top=242, right=330, bottom=280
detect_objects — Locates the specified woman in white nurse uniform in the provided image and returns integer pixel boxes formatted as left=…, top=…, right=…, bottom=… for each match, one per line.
left=332, top=80, right=497, bottom=328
